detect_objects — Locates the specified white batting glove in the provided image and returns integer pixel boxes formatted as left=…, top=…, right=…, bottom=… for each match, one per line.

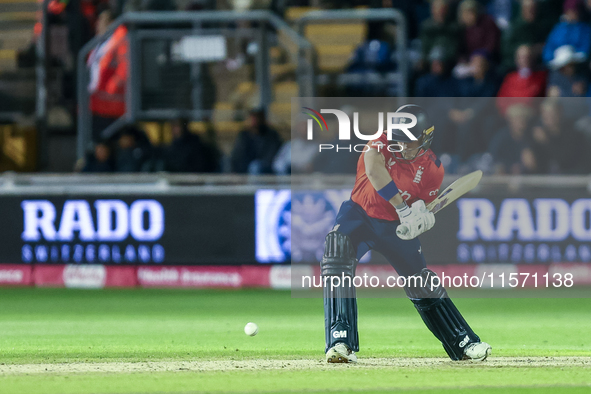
left=396, top=200, right=436, bottom=240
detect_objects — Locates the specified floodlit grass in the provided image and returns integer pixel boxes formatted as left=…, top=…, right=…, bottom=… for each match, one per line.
left=0, top=288, right=590, bottom=393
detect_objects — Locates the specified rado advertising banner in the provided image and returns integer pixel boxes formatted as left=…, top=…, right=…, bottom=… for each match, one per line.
left=0, top=195, right=255, bottom=265
left=257, top=187, right=591, bottom=266
left=2, top=187, right=591, bottom=266
left=421, top=193, right=591, bottom=265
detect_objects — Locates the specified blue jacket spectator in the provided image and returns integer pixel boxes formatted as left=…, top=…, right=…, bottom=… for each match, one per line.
left=542, top=0, right=591, bottom=64
left=346, top=41, right=394, bottom=73
left=346, top=22, right=395, bottom=74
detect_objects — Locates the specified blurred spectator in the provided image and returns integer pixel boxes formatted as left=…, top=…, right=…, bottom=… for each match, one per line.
left=458, top=50, right=499, bottom=97
left=500, top=0, right=553, bottom=71
left=488, top=104, right=534, bottom=174
left=142, top=0, right=176, bottom=10
left=497, top=44, right=548, bottom=114
left=311, top=105, right=361, bottom=174
left=273, top=116, right=318, bottom=175
left=114, top=126, right=152, bottom=172
left=458, top=0, right=501, bottom=63
left=487, top=0, right=517, bottom=30
left=231, top=109, right=282, bottom=174
left=418, top=0, right=461, bottom=70
left=200, top=117, right=223, bottom=173
left=530, top=98, right=590, bottom=173
left=448, top=50, right=499, bottom=159
left=163, top=119, right=214, bottom=173
left=537, top=0, right=564, bottom=28
left=414, top=46, right=459, bottom=97
left=542, top=0, right=591, bottom=64
left=81, top=142, right=114, bottom=172
left=346, top=23, right=395, bottom=74
left=344, top=22, right=395, bottom=96
left=124, top=0, right=175, bottom=11
left=546, top=45, right=588, bottom=97
left=88, top=9, right=128, bottom=141
left=388, top=0, right=430, bottom=40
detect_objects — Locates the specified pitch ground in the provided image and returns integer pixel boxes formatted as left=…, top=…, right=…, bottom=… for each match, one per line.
left=0, top=288, right=590, bottom=393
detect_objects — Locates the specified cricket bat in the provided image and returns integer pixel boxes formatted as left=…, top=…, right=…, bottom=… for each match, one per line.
left=426, top=170, right=483, bottom=214
left=396, top=170, right=482, bottom=237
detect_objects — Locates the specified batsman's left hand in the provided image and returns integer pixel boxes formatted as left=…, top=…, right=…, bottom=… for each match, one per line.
left=396, top=200, right=435, bottom=240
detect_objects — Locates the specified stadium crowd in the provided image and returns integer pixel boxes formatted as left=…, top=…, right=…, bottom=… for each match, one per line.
left=33, top=0, right=591, bottom=175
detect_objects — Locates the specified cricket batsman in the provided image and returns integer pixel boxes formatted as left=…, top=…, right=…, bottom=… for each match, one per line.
left=322, top=104, right=491, bottom=363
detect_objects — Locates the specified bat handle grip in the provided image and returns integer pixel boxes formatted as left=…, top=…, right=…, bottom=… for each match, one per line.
left=396, top=224, right=409, bottom=238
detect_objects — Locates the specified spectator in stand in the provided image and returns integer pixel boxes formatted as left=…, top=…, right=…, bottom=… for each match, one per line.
left=530, top=98, right=590, bottom=173
left=114, top=126, right=152, bottom=172
left=81, top=141, right=114, bottom=173
left=88, top=8, right=128, bottom=141
left=124, top=0, right=176, bottom=11
left=500, top=0, right=553, bottom=72
left=163, top=119, right=212, bottom=173
left=449, top=50, right=499, bottom=158
left=345, top=22, right=395, bottom=96
left=488, top=104, right=535, bottom=175
left=273, top=116, right=318, bottom=175
left=414, top=46, right=459, bottom=97
left=487, top=0, right=518, bottom=30
left=414, top=46, right=458, bottom=155
left=542, top=0, right=591, bottom=64
left=346, top=22, right=395, bottom=74
left=497, top=44, right=548, bottom=114
left=418, top=0, right=461, bottom=71
left=546, top=45, right=588, bottom=97
left=387, top=0, right=430, bottom=41
left=459, top=50, right=499, bottom=97
left=537, top=0, right=564, bottom=28
left=231, top=108, right=282, bottom=174
left=200, top=117, right=222, bottom=173
left=458, top=0, right=501, bottom=64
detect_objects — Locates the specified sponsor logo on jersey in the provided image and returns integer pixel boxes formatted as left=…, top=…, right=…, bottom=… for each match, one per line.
left=413, top=166, right=424, bottom=184
left=386, top=158, right=396, bottom=169
left=332, top=330, right=347, bottom=339
left=429, top=189, right=439, bottom=196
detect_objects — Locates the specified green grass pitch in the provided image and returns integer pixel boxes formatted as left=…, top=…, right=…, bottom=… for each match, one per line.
left=0, top=287, right=590, bottom=393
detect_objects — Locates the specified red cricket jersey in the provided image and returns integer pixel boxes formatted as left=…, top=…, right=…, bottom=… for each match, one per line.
left=351, top=133, right=444, bottom=221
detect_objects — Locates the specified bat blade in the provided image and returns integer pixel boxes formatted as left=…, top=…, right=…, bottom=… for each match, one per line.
left=426, top=170, right=482, bottom=214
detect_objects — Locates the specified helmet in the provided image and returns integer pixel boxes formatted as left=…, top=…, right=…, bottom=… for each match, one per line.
left=389, top=104, right=434, bottom=161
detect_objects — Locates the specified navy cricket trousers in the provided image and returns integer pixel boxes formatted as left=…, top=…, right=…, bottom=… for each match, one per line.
left=333, top=199, right=427, bottom=277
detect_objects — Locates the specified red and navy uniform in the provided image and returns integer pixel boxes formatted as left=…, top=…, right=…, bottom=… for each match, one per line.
left=332, top=133, right=444, bottom=277
left=325, top=116, right=483, bottom=361
left=352, top=133, right=444, bottom=221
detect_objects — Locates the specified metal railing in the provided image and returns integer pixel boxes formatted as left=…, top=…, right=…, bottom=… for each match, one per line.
left=1, top=172, right=590, bottom=195
left=296, top=9, right=408, bottom=97
left=77, top=10, right=315, bottom=160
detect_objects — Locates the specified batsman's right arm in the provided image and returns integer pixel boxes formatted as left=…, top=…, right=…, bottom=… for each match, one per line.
left=364, top=149, right=404, bottom=208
